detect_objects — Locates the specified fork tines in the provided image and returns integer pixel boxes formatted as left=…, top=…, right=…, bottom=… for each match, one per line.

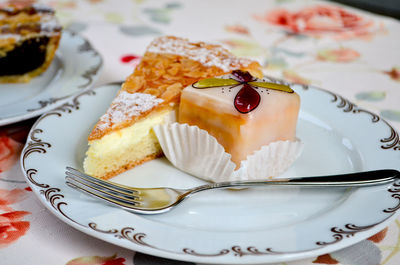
left=65, top=167, right=141, bottom=207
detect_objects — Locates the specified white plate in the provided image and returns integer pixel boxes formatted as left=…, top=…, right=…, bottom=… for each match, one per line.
left=0, top=30, right=102, bottom=126
left=21, top=82, right=400, bottom=264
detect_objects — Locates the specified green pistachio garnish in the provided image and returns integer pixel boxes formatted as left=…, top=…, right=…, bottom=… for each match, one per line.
left=193, top=78, right=239, bottom=88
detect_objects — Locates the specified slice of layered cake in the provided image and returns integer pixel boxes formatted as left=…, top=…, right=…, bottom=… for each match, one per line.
left=0, top=3, right=62, bottom=83
left=84, top=36, right=262, bottom=179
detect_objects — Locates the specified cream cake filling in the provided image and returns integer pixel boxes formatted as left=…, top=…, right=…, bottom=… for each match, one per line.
left=84, top=107, right=175, bottom=178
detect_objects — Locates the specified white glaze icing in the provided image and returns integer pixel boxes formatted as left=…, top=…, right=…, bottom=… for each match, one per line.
left=179, top=73, right=300, bottom=166
left=181, top=74, right=294, bottom=116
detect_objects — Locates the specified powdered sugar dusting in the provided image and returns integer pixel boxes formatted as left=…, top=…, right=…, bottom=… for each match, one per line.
left=0, top=33, right=21, bottom=41
left=40, top=14, right=62, bottom=33
left=147, top=36, right=253, bottom=72
left=98, top=91, right=163, bottom=130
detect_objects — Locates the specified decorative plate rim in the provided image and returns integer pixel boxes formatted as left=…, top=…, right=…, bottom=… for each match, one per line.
left=20, top=81, right=400, bottom=264
left=0, top=30, right=103, bottom=126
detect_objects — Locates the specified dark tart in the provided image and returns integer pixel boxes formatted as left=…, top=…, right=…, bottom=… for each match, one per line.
left=0, top=3, right=62, bottom=83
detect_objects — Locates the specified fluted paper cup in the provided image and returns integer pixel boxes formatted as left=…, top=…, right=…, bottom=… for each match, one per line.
left=232, top=139, right=303, bottom=181
left=153, top=123, right=303, bottom=182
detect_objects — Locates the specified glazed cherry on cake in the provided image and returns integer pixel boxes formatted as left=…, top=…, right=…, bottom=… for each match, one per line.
left=179, top=70, right=300, bottom=167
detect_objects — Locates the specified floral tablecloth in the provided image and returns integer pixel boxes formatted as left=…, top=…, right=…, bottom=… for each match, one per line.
left=1, top=0, right=400, bottom=264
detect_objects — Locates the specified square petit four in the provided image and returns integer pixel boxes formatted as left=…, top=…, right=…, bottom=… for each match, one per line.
left=178, top=70, right=300, bottom=168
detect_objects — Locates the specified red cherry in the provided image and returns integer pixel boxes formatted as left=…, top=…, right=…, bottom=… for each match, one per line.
left=232, top=70, right=253, bottom=82
left=234, top=84, right=261, bottom=113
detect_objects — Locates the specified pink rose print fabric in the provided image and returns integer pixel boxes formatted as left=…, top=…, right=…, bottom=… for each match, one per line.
left=1, top=0, right=400, bottom=265
left=317, top=48, right=360, bottom=63
left=66, top=254, right=126, bottom=265
left=0, top=124, right=32, bottom=248
left=0, top=210, right=30, bottom=248
left=254, top=5, right=376, bottom=39
left=0, top=134, right=23, bottom=174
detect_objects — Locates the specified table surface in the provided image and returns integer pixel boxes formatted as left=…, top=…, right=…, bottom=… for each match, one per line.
left=1, top=0, right=400, bottom=264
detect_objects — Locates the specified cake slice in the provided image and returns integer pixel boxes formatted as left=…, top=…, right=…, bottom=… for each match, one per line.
left=179, top=70, right=300, bottom=167
left=0, top=3, right=62, bottom=83
left=84, top=36, right=262, bottom=179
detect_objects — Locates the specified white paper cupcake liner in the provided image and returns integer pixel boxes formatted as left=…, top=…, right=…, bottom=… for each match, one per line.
left=153, top=123, right=303, bottom=183
left=232, top=139, right=303, bottom=181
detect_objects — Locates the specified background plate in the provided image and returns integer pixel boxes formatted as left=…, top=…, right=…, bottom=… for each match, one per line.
left=21, top=82, right=400, bottom=264
left=0, top=30, right=102, bottom=126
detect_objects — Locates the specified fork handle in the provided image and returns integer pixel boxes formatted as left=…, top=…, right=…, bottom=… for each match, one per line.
left=190, top=169, right=400, bottom=193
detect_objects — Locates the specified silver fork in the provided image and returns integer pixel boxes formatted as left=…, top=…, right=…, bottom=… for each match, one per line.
left=65, top=167, right=399, bottom=215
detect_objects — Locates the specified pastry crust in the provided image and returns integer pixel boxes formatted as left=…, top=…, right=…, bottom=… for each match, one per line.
left=0, top=3, right=62, bottom=83
left=99, top=152, right=163, bottom=180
